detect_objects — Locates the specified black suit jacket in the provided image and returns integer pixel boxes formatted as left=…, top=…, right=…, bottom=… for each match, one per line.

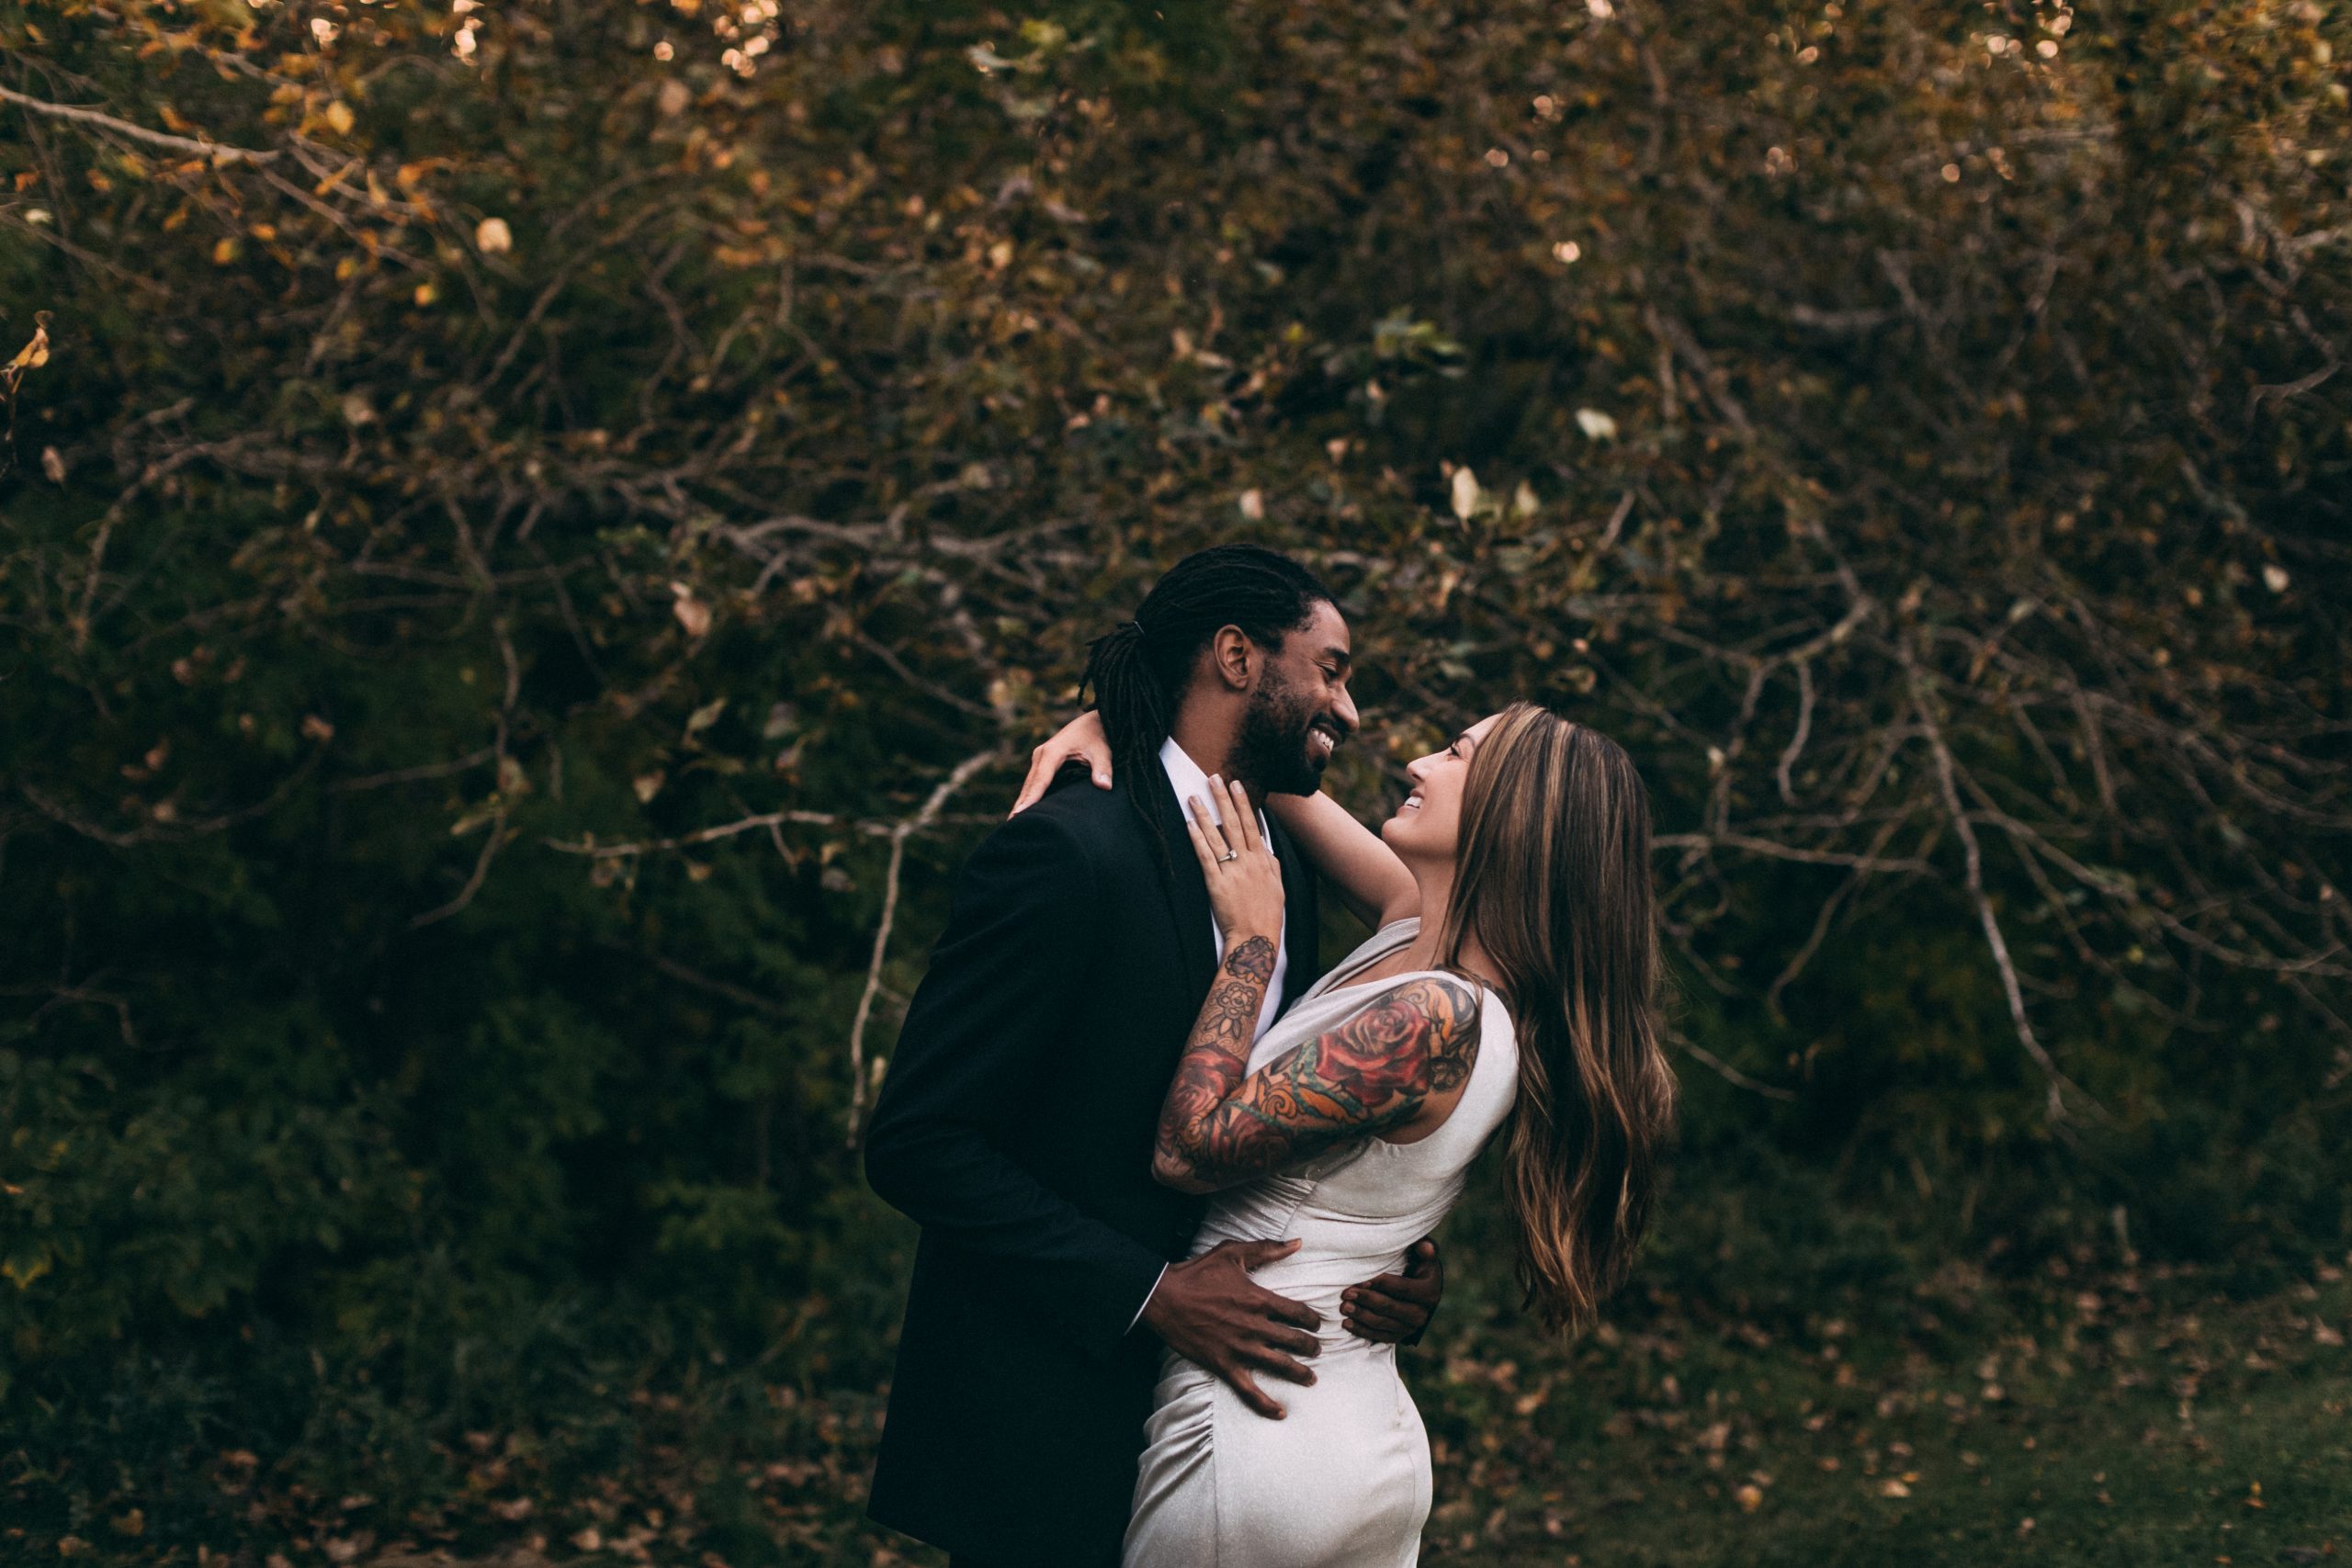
left=864, top=764, right=1323, bottom=1563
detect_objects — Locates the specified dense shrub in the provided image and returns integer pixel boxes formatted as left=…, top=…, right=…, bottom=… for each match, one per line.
left=2, top=0, right=2346, bottom=1515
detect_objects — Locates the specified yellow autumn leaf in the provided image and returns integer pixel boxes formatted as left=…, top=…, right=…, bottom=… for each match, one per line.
left=324, top=99, right=356, bottom=134
left=3, top=1249, right=52, bottom=1291
left=5, top=318, right=51, bottom=380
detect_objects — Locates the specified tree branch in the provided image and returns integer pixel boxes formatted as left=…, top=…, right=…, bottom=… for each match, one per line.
left=0, top=85, right=279, bottom=164
left=846, top=748, right=1004, bottom=1145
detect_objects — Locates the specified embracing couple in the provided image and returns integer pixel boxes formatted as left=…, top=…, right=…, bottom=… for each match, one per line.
left=864, top=545, right=1679, bottom=1566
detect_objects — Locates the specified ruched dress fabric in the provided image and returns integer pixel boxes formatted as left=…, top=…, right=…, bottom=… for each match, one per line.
left=1122, top=919, right=1518, bottom=1568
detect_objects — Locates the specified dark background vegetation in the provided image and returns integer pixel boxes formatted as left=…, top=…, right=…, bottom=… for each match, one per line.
left=4, top=0, right=2348, bottom=1561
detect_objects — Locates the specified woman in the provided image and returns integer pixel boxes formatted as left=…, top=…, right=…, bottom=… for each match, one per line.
left=1016, top=700, right=1679, bottom=1566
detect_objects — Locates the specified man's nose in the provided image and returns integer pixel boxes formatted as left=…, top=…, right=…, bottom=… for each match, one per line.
left=1331, top=687, right=1361, bottom=736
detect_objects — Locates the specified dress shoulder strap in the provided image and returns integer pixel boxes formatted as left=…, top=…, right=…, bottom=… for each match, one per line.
left=1314, top=916, right=1421, bottom=995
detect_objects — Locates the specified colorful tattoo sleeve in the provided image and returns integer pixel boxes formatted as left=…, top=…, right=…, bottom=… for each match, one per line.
left=1152, top=948, right=1481, bottom=1192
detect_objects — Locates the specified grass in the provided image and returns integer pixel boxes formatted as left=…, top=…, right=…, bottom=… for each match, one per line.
left=1422, top=1256, right=2352, bottom=1565
left=9, top=1179, right=2349, bottom=1567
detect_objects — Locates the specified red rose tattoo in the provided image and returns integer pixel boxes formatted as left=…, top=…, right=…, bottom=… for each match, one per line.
left=1311, top=990, right=1442, bottom=1106
left=1154, top=973, right=1482, bottom=1192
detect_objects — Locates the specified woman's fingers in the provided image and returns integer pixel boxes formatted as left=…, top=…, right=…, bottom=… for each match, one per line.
left=1008, top=743, right=1104, bottom=817
left=1185, top=794, right=1237, bottom=867
left=1207, top=774, right=1266, bottom=859
left=1008, top=747, right=1055, bottom=817
left=1184, top=779, right=1276, bottom=875
left=1180, top=796, right=1223, bottom=873
left=1225, top=775, right=1263, bottom=852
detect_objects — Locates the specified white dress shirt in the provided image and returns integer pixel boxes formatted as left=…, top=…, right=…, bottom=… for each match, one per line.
left=1157, top=737, right=1290, bottom=1042
left=1129, top=738, right=1293, bottom=1330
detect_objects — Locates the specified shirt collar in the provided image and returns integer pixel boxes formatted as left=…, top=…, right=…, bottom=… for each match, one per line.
left=1158, top=737, right=1267, bottom=832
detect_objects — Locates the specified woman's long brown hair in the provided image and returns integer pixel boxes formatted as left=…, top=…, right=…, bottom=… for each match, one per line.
left=1436, top=703, right=1678, bottom=1333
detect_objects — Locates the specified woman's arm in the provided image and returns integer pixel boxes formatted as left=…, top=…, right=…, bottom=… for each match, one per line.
left=1007, top=709, right=1419, bottom=929
left=1264, top=790, right=1419, bottom=930
left=1152, top=959, right=1481, bottom=1193
left=1156, top=781, right=1478, bottom=1195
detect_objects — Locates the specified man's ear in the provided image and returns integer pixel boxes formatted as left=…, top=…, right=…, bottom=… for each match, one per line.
left=1208, top=624, right=1257, bottom=691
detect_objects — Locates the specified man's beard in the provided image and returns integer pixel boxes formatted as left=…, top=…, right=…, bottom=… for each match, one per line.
left=1232, top=669, right=1336, bottom=796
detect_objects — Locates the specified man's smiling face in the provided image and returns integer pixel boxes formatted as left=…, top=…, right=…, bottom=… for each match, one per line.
left=1233, top=599, right=1360, bottom=795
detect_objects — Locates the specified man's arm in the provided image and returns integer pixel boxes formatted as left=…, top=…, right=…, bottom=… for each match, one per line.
left=1343, top=1237, right=1444, bottom=1346
left=862, top=807, right=1164, bottom=1362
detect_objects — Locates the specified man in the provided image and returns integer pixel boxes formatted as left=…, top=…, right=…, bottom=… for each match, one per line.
left=864, top=545, right=1444, bottom=1566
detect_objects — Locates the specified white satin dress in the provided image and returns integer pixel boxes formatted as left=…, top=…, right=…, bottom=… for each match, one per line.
left=1123, top=918, right=1519, bottom=1567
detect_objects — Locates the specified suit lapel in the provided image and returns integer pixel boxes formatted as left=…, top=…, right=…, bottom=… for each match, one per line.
left=1133, top=764, right=1319, bottom=1009
left=1138, top=768, right=1220, bottom=999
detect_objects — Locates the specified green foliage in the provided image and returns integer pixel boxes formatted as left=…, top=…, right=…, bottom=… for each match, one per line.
left=1, top=0, right=2347, bottom=1553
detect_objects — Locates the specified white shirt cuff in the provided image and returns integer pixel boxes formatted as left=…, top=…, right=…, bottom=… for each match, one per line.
left=1127, top=1263, right=1169, bottom=1334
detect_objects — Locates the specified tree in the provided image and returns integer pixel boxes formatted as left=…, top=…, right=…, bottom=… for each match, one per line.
left=1, top=0, right=2344, bottom=1426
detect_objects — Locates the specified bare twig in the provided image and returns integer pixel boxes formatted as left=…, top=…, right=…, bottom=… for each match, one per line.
left=1669, top=1028, right=1797, bottom=1101
left=1904, top=644, right=2096, bottom=1123
left=545, top=807, right=1001, bottom=860
left=614, top=942, right=793, bottom=1018
left=0, top=85, right=279, bottom=164
left=1776, top=659, right=1815, bottom=806
left=333, top=746, right=499, bottom=793
left=20, top=748, right=325, bottom=846
left=846, top=748, right=1004, bottom=1145
left=411, top=816, right=511, bottom=929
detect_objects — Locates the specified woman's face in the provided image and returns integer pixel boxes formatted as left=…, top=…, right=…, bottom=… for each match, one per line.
left=1381, top=713, right=1504, bottom=863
